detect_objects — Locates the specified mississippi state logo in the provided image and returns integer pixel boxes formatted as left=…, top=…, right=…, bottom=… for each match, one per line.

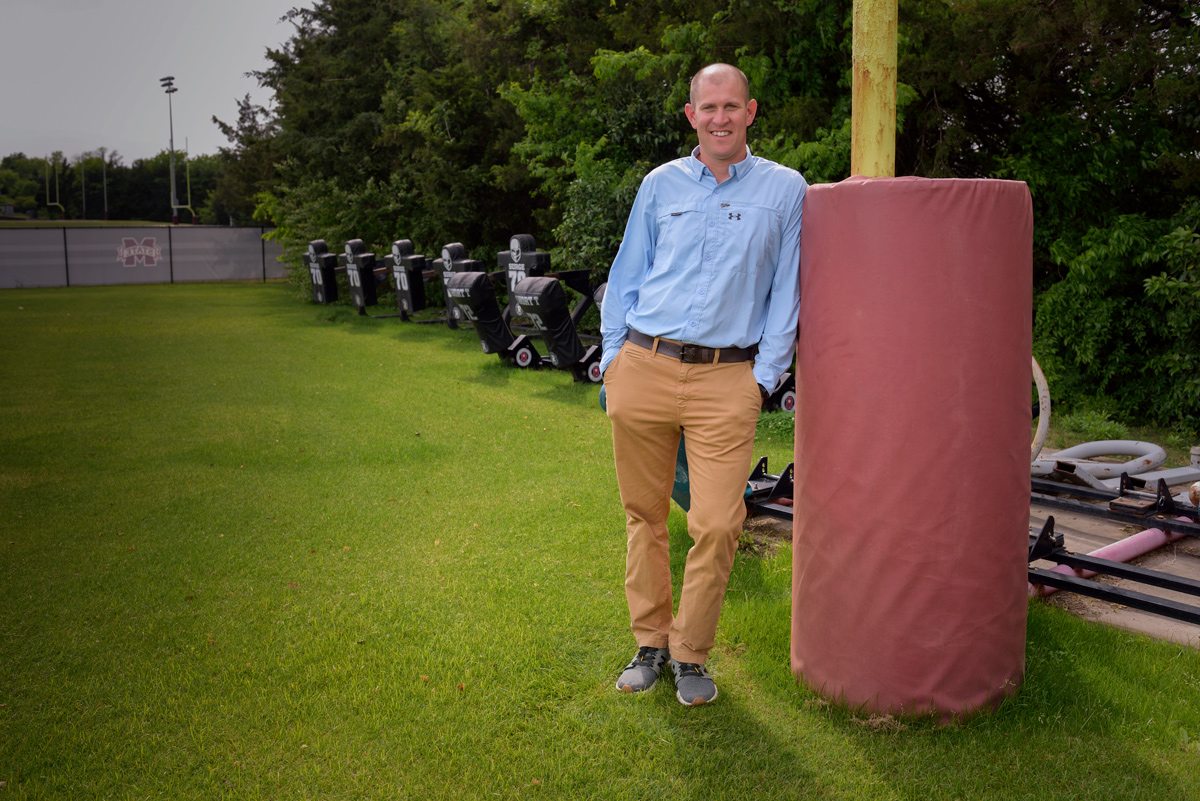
left=117, top=237, right=162, bottom=267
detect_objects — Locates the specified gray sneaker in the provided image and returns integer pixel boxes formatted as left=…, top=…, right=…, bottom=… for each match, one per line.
left=670, top=658, right=718, bottom=706
left=616, top=646, right=669, bottom=693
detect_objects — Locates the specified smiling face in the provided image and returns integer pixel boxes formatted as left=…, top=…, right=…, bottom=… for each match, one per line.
left=684, top=66, right=757, bottom=179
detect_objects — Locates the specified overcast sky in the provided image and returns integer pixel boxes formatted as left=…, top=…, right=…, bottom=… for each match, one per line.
left=2, top=0, right=308, bottom=164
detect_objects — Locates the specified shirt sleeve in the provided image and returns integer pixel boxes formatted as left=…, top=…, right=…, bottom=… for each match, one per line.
left=751, top=175, right=807, bottom=390
left=599, top=176, right=657, bottom=375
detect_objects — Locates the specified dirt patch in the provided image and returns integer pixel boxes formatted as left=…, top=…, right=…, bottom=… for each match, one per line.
left=1177, top=542, right=1200, bottom=559
left=852, top=714, right=909, bottom=733
left=1042, top=577, right=1127, bottom=617
left=739, top=514, right=792, bottom=557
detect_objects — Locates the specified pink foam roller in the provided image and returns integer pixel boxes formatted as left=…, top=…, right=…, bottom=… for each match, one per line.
left=792, top=177, right=1032, bottom=721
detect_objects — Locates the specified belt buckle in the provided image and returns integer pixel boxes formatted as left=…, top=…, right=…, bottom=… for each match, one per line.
left=680, top=344, right=704, bottom=364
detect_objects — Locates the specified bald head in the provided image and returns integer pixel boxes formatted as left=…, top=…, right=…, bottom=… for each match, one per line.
left=684, top=63, right=757, bottom=179
left=689, top=64, right=750, bottom=106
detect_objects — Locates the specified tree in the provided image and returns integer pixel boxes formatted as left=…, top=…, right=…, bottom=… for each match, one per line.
left=253, top=0, right=402, bottom=187
left=247, top=0, right=1197, bottom=426
left=896, top=0, right=1199, bottom=425
left=501, top=2, right=856, bottom=270
left=899, top=0, right=1200, bottom=286
left=211, top=95, right=280, bottom=225
left=0, top=154, right=42, bottom=214
left=1035, top=203, right=1200, bottom=427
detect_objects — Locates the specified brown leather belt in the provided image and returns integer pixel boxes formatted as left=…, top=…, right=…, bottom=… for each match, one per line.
left=626, top=329, right=755, bottom=364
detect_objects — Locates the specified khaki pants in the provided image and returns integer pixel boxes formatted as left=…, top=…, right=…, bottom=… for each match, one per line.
left=604, top=339, right=762, bottom=664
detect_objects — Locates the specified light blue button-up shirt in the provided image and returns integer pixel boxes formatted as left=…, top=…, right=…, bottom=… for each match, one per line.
left=599, top=146, right=806, bottom=390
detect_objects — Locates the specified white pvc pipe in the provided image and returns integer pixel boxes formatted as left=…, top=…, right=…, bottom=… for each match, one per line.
left=1031, top=439, right=1167, bottom=478
left=1031, top=357, right=1050, bottom=463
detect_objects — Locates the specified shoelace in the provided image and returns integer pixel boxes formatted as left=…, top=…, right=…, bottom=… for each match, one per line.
left=674, top=662, right=708, bottom=679
left=629, top=646, right=663, bottom=667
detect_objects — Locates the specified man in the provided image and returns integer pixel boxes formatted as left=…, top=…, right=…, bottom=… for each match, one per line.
left=601, top=63, right=806, bottom=706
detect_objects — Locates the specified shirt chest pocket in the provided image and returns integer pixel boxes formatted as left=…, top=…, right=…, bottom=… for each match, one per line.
left=719, top=204, right=781, bottom=274
left=652, top=205, right=706, bottom=272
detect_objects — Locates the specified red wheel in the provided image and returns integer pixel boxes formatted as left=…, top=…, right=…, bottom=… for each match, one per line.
left=587, top=362, right=602, bottom=383
left=515, top=347, right=533, bottom=367
left=781, top=390, right=797, bottom=413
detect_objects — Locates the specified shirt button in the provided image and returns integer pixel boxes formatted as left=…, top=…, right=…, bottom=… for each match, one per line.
left=699, top=289, right=707, bottom=296
left=690, top=321, right=697, bottom=327
left=708, top=221, right=715, bottom=227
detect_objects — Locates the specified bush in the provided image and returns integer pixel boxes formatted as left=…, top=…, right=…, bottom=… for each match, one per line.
left=258, top=171, right=419, bottom=299
left=1034, top=202, right=1200, bottom=432
left=1054, top=409, right=1131, bottom=443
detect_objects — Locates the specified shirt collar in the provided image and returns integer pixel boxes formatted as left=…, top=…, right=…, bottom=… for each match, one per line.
left=687, top=145, right=757, bottom=181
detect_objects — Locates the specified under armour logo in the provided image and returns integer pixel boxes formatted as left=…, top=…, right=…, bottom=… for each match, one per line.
left=728, top=212, right=741, bottom=221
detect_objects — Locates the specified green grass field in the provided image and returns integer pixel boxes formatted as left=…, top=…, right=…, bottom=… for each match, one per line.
left=2, top=283, right=1199, bottom=800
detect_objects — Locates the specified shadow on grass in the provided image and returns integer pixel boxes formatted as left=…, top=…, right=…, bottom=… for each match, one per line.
left=601, top=520, right=814, bottom=797
left=454, top=354, right=604, bottom=407
left=533, top=377, right=605, bottom=409
left=654, top=690, right=817, bottom=798
left=310, top=303, right=418, bottom=331
left=839, top=605, right=1200, bottom=800
left=296, top=298, right=608, bottom=406
left=721, top=545, right=1200, bottom=799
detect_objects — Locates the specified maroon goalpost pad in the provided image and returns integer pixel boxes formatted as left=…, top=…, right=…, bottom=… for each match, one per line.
left=792, top=176, right=1033, bottom=721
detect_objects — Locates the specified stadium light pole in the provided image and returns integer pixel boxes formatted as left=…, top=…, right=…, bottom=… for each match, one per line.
left=160, top=76, right=179, bottom=225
